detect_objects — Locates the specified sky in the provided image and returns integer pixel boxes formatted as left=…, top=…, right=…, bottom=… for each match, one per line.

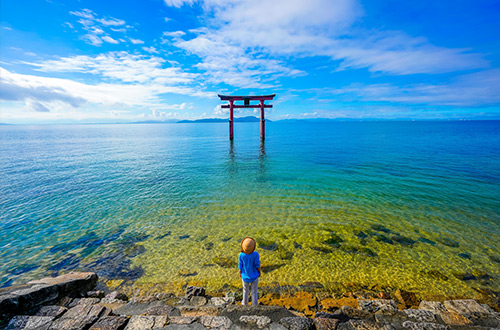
left=1, top=0, right=500, bottom=123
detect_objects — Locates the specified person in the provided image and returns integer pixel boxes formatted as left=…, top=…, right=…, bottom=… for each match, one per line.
left=238, top=237, right=261, bottom=305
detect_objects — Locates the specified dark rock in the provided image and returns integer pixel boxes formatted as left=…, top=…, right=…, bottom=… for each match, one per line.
left=105, top=291, right=128, bottom=301
left=185, top=286, right=206, bottom=299
left=340, top=245, right=358, bottom=253
left=294, top=242, right=303, bottom=249
left=439, top=238, right=459, bottom=248
left=339, top=306, right=373, bottom=320
left=373, top=234, right=393, bottom=244
left=89, top=316, right=129, bottom=330
left=146, top=304, right=181, bottom=316
left=7, top=315, right=54, bottom=330
left=35, top=305, right=68, bottom=318
left=10, top=264, right=39, bottom=276
left=315, top=311, right=338, bottom=319
left=221, top=305, right=295, bottom=324
left=417, top=238, right=436, bottom=245
left=277, top=249, right=294, bottom=260
left=279, top=317, right=314, bottom=330
left=324, top=234, right=343, bottom=248
left=155, top=231, right=171, bottom=240
left=49, top=304, right=109, bottom=330
left=197, top=235, right=208, bottom=241
left=48, top=253, right=81, bottom=272
left=373, top=310, right=407, bottom=325
left=114, top=301, right=166, bottom=316
left=401, top=309, right=437, bottom=323
left=5, top=315, right=29, bottom=330
left=314, top=317, right=339, bottom=330
left=81, top=249, right=144, bottom=281
left=312, top=246, right=333, bottom=253
left=489, top=255, right=500, bottom=263
left=354, top=230, right=368, bottom=239
left=453, top=272, right=477, bottom=281
left=87, top=291, right=105, bottom=298
left=391, top=235, right=416, bottom=246
left=395, top=289, right=419, bottom=308
left=370, top=224, right=391, bottom=233
left=221, top=237, right=231, bottom=242
left=458, top=253, right=471, bottom=260
left=357, top=247, right=378, bottom=257
left=179, top=235, right=190, bottom=240
left=178, top=270, right=198, bottom=277
left=161, top=324, right=207, bottom=329
left=204, top=242, right=214, bottom=250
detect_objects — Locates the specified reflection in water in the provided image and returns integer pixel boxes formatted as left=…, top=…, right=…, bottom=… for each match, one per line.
left=258, top=141, right=267, bottom=179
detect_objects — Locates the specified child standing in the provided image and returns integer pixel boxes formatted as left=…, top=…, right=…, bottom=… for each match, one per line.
left=239, top=237, right=261, bottom=305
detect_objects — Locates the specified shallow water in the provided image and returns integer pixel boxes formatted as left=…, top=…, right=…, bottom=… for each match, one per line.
left=1, top=121, right=499, bottom=297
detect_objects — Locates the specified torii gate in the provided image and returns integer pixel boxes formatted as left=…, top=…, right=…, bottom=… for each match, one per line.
left=218, top=94, right=276, bottom=141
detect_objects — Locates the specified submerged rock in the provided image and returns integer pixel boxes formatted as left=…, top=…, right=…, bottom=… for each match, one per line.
left=293, top=242, right=303, bottom=249
left=311, top=246, right=333, bottom=253
left=212, top=256, right=237, bottom=268
left=178, top=235, right=190, bottom=240
left=276, top=249, right=294, bottom=260
left=155, top=231, right=171, bottom=240
left=357, top=247, right=378, bottom=257
left=394, top=289, right=419, bottom=308
left=439, top=238, right=460, bottom=248
left=323, top=234, right=343, bottom=248
left=373, top=234, right=393, bottom=244
left=458, top=253, right=471, bottom=260
left=354, top=230, right=368, bottom=239
left=391, top=235, right=416, bottom=246
left=204, top=242, right=214, bottom=250
left=259, top=240, right=279, bottom=251
left=418, top=237, right=436, bottom=245
left=370, top=224, right=391, bottom=233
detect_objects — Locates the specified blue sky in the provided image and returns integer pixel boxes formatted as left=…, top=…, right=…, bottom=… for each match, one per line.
left=1, top=0, right=499, bottom=123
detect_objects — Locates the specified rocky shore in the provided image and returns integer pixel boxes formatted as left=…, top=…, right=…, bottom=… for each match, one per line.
left=1, top=272, right=499, bottom=330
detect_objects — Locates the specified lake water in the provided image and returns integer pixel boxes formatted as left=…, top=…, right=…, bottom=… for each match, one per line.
left=1, top=121, right=499, bottom=298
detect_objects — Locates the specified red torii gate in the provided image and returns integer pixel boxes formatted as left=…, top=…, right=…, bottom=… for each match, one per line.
left=218, top=94, right=276, bottom=141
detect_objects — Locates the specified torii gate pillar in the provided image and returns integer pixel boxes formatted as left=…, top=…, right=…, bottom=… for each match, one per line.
left=218, top=94, right=276, bottom=141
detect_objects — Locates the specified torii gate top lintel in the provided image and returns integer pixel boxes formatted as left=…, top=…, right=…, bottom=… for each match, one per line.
left=218, top=94, right=276, bottom=141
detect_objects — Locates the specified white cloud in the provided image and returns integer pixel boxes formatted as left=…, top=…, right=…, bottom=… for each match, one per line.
left=102, top=36, right=119, bottom=44
left=142, top=46, right=159, bottom=54
left=163, top=0, right=196, bottom=8
left=130, top=38, right=145, bottom=44
left=163, top=31, right=186, bottom=38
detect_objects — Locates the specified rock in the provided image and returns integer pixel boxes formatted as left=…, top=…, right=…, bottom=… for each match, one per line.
left=279, top=317, right=314, bottom=330
left=418, top=301, right=446, bottom=314
left=169, top=316, right=198, bottom=324
left=320, top=297, right=358, bottom=311
left=439, top=238, right=459, bottom=248
left=438, top=311, right=473, bottom=326
left=211, top=297, right=235, bottom=307
left=130, top=296, right=158, bottom=303
left=162, top=324, right=207, bottom=330
left=179, top=269, right=198, bottom=277
left=443, top=299, right=490, bottom=318
left=190, top=296, right=207, bottom=307
left=271, top=292, right=317, bottom=316
left=401, top=310, right=436, bottom=323
left=239, top=315, right=271, bottom=328
left=6, top=315, right=30, bottom=330
left=124, top=315, right=167, bottom=330
left=401, top=321, right=449, bottom=329
left=185, top=286, right=205, bottom=299
left=179, top=306, right=222, bottom=317
left=395, top=290, right=419, bottom=308
left=105, top=291, right=128, bottom=301
left=35, top=305, right=68, bottom=318
left=78, top=297, right=101, bottom=305
left=147, top=304, right=181, bottom=316
left=6, top=315, right=54, bottom=330
left=324, top=234, right=343, bottom=248
left=391, top=235, right=416, bottom=246
left=87, top=291, right=105, bottom=298
left=314, top=317, right=339, bottom=330
left=417, top=238, right=435, bottom=245
left=49, top=304, right=110, bottom=330
left=358, top=300, right=398, bottom=313
left=115, top=300, right=167, bottom=316
left=28, top=272, right=98, bottom=297
left=374, top=310, right=407, bottom=325
left=339, top=319, right=393, bottom=330
left=457, top=253, right=471, bottom=260
left=221, top=305, right=295, bottom=324
left=339, top=306, right=373, bottom=320
left=200, top=315, right=232, bottom=330
left=370, top=225, right=391, bottom=233
left=89, top=316, right=129, bottom=330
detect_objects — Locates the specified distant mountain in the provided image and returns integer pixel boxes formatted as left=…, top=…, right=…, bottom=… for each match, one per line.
left=178, top=116, right=271, bottom=123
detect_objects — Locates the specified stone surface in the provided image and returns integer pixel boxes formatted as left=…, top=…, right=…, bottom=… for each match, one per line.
left=239, top=315, right=271, bottom=328
left=185, top=286, right=205, bottom=299
left=6, top=315, right=54, bottom=330
left=220, top=305, right=295, bottom=324
left=374, top=310, right=407, bottom=325
left=87, top=291, right=106, bottom=299
left=169, top=316, right=198, bottom=324
left=104, top=291, right=129, bottom=302
left=49, top=304, right=110, bottom=330
left=199, top=315, right=232, bottom=330
left=401, top=321, right=449, bottom=329
left=124, top=315, right=167, bottom=330
left=358, top=300, right=398, bottom=313
left=438, top=311, right=473, bottom=326
left=89, top=316, right=129, bottom=330
left=35, top=305, right=68, bottom=318
left=279, top=317, right=313, bottom=330
left=147, top=304, right=181, bottom=316
left=190, top=296, right=208, bottom=307
left=443, top=299, right=490, bottom=319
left=339, top=306, right=374, bottom=320
left=339, top=319, right=394, bottom=330
left=313, top=317, right=339, bottom=330
left=161, top=324, right=207, bottom=330
left=179, top=306, right=222, bottom=317
left=321, top=297, right=358, bottom=311
left=211, top=297, right=235, bottom=307
left=418, top=302, right=446, bottom=314
left=265, top=292, right=317, bottom=316
left=78, top=297, right=102, bottom=305
left=401, top=309, right=436, bottom=323
left=115, top=300, right=167, bottom=316
left=394, top=290, right=419, bottom=309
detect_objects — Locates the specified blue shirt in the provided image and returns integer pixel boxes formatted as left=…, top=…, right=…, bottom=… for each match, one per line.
left=238, top=251, right=260, bottom=283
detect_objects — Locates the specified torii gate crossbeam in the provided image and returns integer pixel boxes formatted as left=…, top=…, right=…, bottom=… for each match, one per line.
left=218, top=94, right=276, bottom=141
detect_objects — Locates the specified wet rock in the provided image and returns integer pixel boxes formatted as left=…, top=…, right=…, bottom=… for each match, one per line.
left=324, top=234, right=343, bottom=248
left=358, top=300, right=398, bottom=313
left=439, top=238, right=459, bottom=248
left=298, top=282, right=324, bottom=291
left=200, top=315, right=232, bottom=330
left=395, top=289, right=419, bottom=308
left=489, top=255, right=500, bottom=263
left=78, top=297, right=101, bottom=305
left=458, top=253, right=471, bottom=260
left=104, top=291, right=128, bottom=301
left=185, top=286, right=205, bottom=299
left=418, top=301, right=446, bottom=314
left=339, top=305, right=373, bottom=320
left=293, top=242, right=302, bottom=249
left=35, top=305, right=67, bottom=318
left=124, top=315, right=167, bottom=330
left=370, top=224, right=391, bottom=233
left=179, top=235, right=190, bottom=240
left=48, top=253, right=81, bottom=272
left=453, top=272, right=476, bottom=281
left=314, top=317, right=339, bottom=330
left=87, top=291, right=105, bottom=298
left=212, top=256, right=237, bottom=268
left=239, top=315, right=271, bottom=328
left=417, top=238, right=435, bottom=245
left=211, top=297, right=235, bottom=307
left=147, top=304, right=181, bottom=316
left=197, top=235, right=208, bottom=241
left=391, top=235, right=416, bottom=246
left=321, top=297, right=359, bottom=311
left=443, top=299, right=490, bottom=318
left=89, top=316, right=129, bottom=330
left=259, top=240, right=279, bottom=251
left=190, top=296, right=207, bottom=307
left=279, top=317, right=314, bottom=330
left=5, top=315, right=30, bottom=329
left=339, top=319, right=392, bottom=330
left=169, top=316, right=198, bottom=324
left=401, top=321, right=449, bottom=329
left=81, top=249, right=144, bottom=281
left=401, top=309, right=436, bottom=323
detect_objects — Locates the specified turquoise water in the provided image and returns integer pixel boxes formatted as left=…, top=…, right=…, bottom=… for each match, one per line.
left=1, top=121, right=499, bottom=297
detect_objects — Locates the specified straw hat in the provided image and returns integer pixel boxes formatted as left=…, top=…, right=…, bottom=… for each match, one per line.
left=241, top=237, right=256, bottom=254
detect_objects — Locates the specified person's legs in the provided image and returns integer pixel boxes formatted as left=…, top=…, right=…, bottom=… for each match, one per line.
left=242, top=280, right=250, bottom=305
left=251, top=278, right=259, bottom=305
